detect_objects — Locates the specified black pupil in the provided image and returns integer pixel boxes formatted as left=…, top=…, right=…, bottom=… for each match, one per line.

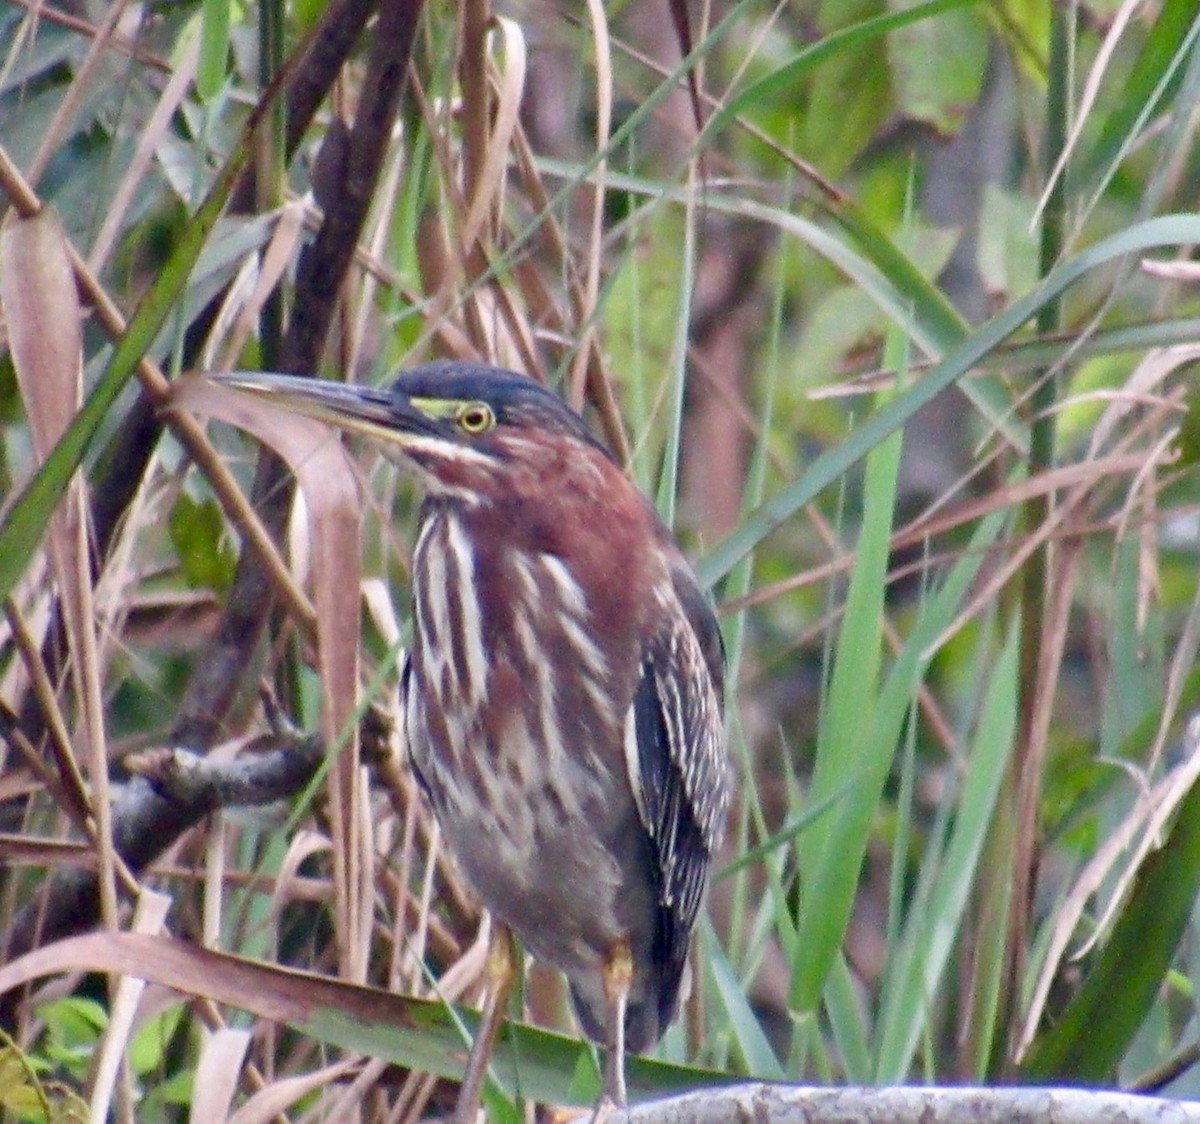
left=465, top=408, right=485, bottom=429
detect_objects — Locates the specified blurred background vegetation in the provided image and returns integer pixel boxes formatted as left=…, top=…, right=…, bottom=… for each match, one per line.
left=3, top=0, right=1200, bottom=1119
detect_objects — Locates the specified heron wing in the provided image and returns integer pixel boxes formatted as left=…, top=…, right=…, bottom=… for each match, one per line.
left=630, top=565, right=728, bottom=994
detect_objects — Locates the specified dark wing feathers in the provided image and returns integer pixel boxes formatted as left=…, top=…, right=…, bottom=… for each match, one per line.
left=670, top=562, right=726, bottom=707
left=633, top=565, right=728, bottom=1006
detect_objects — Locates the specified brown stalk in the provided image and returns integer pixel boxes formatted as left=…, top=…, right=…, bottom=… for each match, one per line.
left=406, top=68, right=545, bottom=378
left=2, top=601, right=92, bottom=834
left=507, top=117, right=631, bottom=462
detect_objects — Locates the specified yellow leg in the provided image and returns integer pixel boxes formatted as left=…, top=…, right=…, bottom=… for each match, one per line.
left=455, top=922, right=516, bottom=1124
left=600, top=938, right=633, bottom=1109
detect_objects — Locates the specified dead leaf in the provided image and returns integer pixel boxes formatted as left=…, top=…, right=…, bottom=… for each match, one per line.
left=0, top=206, right=120, bottom=929
left=172, top=376, right=364, bottom=975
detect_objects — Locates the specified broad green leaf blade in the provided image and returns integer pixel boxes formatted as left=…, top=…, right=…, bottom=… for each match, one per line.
left=886, top=1, right=988, bottom=133
left=0, top=933, right=727, bottom=1107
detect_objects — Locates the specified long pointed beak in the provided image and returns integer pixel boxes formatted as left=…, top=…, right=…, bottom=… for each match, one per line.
left=213, top=372, right=440, bottom=446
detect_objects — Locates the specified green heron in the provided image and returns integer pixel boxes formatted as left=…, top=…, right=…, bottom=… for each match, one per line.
left=218, top=362, right=729, bottom=1115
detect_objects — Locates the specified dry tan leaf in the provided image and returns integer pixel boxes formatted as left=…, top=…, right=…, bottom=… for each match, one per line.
left=89, top=890, right=173, bottom=1123
left=922, top=450, right=1157, bottom=656
left=226, top=1058, right=359, bottom=1124
left=213, top=202, right=307, bottom=372
left=0, top=932, right=415, bottom=1031
left=0, top=833, right=94, bottom=865
left=1018, top=723, right=1200, bottom=1056
left=172, top=376, right=364, bottom=976
left=269, top=830, right=332, bottom=926
left=1141, top=258, right=1200, bottom=282
left=361, top=577, right=402, bottom=650
left=0, top=207, right=82, bottom=462
left=1086, top=343, right=1200, bottom=459
left=172, top=376, right=361, bottom=758
left=0, top=207, right=121, bottom=933
left=1033, top=0, right=1141, bottom=230
left=348, top=151, right=407, bottom=380
left=189, top=1027, right=252, bottom=1124
left=0, top=934, right=603, bottom=1109
left=460, top=18, right=526, bottom=252
left=25, top=0, right=130, bottom=187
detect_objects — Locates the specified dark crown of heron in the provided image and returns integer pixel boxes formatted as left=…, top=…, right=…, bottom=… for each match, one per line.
left=381, top=362, right=612, bottom=490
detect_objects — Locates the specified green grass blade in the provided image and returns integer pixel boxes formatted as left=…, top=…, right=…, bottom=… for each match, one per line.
left=197, top=0, right=233, bottom=101
left=826, top=953, right=872, bottom=1082
left=1075, top=5, right=1200, bottom=227
left=788, top=342, right=905, bottom=1016
left=655, top=184, right=697, bottom=524
left=873, top=623, right=1019, bottom=1080
left=702, top=920, right=785, bottom=1080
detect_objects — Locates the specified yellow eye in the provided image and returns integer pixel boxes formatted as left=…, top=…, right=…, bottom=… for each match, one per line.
left=457, top=402, right=495, bottom=434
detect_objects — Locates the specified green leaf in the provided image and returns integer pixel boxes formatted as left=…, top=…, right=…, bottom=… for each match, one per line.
left=825, top=954, right=872, bottom=1081
left=976, top=183, right=1042, bottom=300
left=197, top=0, right=232, bottom=102
left=1077, top=3, right=1200, bottom=212
left=709, top=0, right=983, bottom=142
left=788, top=365, right=904, bottom=1016
left=703, top=922, right=784, bottom=1079
left=801, top=1, right=891, bottom=177
left=886, top=1, right=988, bottom=132
left=873, top=624, right=1019, bottom=1079
left=128, top=1001, right=187, bottom=1078
left=0, top=934, right=729, bottom=1109
left=169, top=493, right=236, bottom=593
left=0, top=1049, right=42, bottom=1115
